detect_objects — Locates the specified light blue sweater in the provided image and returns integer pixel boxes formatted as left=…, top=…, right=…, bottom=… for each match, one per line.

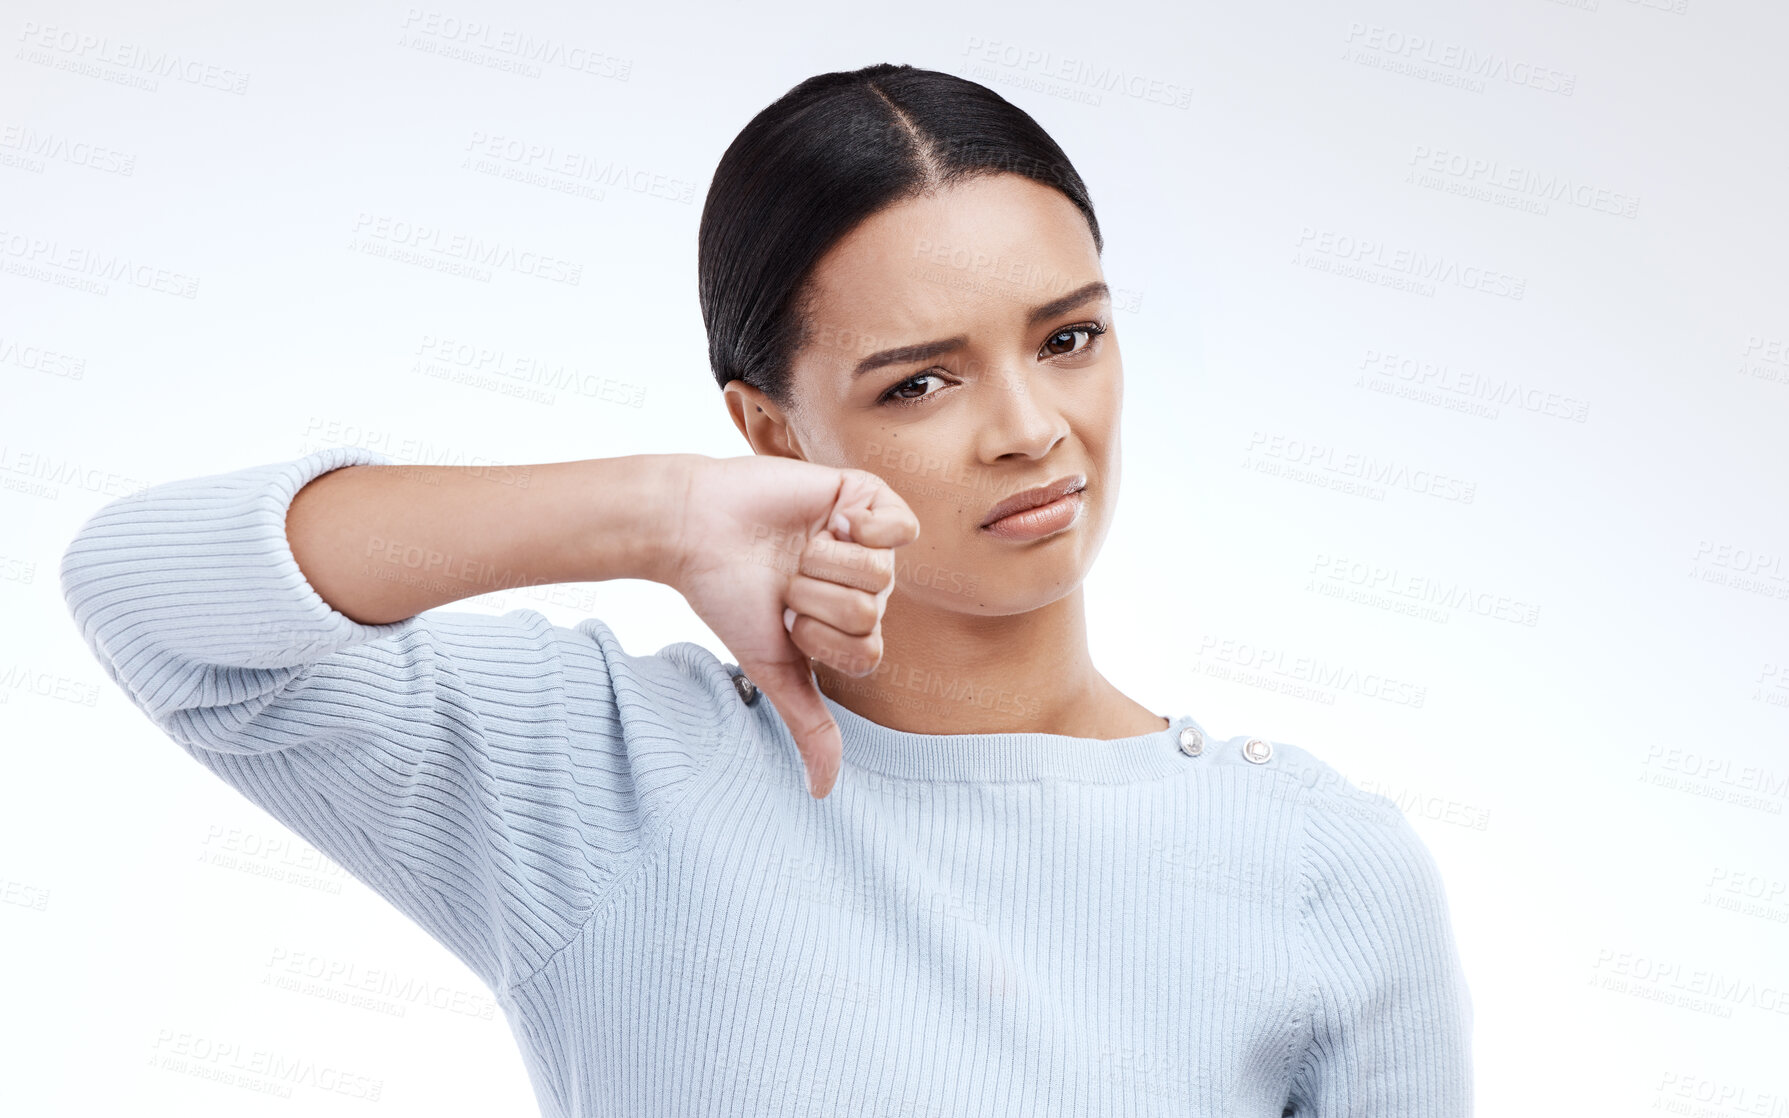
left=59, top=444, right=1474, bottom=1116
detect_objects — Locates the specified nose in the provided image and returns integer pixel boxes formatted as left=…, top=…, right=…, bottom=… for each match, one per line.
left=974, top=365, right=1070, bottom=463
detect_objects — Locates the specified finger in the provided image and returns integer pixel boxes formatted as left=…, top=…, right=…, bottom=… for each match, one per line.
left=785, top=573, right=883, bottom=638
left=829, top=470, right=921, bottom=550
left=798, top=533, right=894, bottom=595
left=745, top=658, right=842, bottom=799
left=787, top=611, right=883, bottom=678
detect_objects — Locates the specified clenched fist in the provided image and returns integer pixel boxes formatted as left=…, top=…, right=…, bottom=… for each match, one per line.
left=661, top=456, right=921, bottom=798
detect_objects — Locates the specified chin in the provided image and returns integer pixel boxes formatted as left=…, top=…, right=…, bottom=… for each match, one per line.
left=946, top=546, right=1098, bottom=616
left=960, top=577, right=1088, bottom=617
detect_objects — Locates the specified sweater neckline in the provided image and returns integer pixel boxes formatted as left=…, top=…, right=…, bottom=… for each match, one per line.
left=818, top=689, right=1202, bottom=785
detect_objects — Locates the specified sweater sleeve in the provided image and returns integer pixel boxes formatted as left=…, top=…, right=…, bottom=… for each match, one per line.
left=57, top=445, right=743, bottom=997
left=1285, top=775, right=1475, bottom=1115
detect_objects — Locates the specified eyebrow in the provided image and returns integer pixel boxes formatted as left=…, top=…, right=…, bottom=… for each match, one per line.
left=849, top=280, right=1111, bottom=378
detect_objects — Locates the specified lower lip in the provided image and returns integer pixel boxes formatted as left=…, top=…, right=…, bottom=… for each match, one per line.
left=981, top=490, right=1085, bottom=541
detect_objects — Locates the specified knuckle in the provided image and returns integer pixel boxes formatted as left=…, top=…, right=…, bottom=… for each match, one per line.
left=836, top=650, right=865, bottom=672
left=820, top=635, right=878, bottom=676
left=847, top=636, right=882, bottom=675
left=851, top=553, right=886, bottom=592
left=850, top=596, right=879, bottom=634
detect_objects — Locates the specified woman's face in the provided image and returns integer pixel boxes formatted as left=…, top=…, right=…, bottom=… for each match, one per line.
left=725, top=171, right=1122, bottom=617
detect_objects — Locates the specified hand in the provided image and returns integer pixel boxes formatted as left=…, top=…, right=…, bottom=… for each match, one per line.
left=663, top=455, right=921, bottom=798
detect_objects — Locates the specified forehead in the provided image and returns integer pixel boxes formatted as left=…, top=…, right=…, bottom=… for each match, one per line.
left=800, top=173, right=1102, bottom=356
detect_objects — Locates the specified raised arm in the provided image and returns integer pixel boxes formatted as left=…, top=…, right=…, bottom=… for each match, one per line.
left=283, top=445, right=923, bottom=799
left=282, top=450, right=691, bottom=625
left=57, top=445, right=740, bottom=995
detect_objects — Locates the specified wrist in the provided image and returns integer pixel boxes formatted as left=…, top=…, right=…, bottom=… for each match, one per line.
left=642, top=453, right=702, bottom=591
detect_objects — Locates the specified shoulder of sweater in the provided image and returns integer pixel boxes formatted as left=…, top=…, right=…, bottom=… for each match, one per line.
left=1249, top=737, right=1446, bottom=907
left=1220, top=732, right=1376, bottom=798
left=1219, top=733, right=1412, bottom=836
left=426, top=606, right=750, bottom=755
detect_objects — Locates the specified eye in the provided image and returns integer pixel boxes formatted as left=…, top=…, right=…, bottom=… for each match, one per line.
left=876, top=320, right=1109, bottom=408
left=1040, top=321, right=1107, bottom=358
left=879, top=371, right=949, bottom=406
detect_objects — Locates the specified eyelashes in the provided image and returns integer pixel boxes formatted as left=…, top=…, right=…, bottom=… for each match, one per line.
left=1040, top=321, right=1108, bottom=358
left=878, top=321, right=1109, bottom=407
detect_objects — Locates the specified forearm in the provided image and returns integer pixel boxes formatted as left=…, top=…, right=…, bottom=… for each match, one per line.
left=287, top=453, right=697, bottom=625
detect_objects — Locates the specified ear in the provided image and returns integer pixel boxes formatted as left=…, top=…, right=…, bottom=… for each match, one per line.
left=722, top=379, right=807, bottom=460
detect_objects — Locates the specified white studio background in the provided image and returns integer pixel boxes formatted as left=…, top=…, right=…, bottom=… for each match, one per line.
left=4, top=1, right=1786, bottom=1114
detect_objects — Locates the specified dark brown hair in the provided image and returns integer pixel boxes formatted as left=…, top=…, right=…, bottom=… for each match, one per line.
left=696, top=62, right=1104, bottom=410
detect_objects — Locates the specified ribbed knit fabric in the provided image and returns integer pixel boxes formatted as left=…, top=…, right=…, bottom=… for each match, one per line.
left=59, top=445, right=1474, bottom=1117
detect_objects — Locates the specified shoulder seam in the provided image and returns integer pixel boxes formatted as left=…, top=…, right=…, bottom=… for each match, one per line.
left=501, top=659, right=748, bottom=995
left=1284, top=771, right=1322, bottom=1102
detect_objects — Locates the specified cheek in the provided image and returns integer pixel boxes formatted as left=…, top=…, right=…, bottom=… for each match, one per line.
left=882, top=470, right=985, bottom=573
left=902, top=482, right=974, bottom=545
left=859, top=428, right=981, bottom=527
left=1088, top=380, right=1125, bottom=451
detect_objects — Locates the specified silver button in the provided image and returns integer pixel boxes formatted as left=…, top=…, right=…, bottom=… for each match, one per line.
left=1242, top=737, right=1273, bottom=764
left=1177, top=726, right=1204, bottom=756
left=732, top=672, right=759, bottom=705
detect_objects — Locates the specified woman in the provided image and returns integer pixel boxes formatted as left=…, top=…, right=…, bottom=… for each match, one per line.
left=60, top=63, right=1472, bottom=1116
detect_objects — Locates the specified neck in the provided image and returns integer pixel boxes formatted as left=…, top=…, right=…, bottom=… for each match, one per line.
left=811, top=585, right=1164, bottom=738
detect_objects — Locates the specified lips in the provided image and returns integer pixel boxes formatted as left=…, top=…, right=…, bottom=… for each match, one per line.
left=980, top=475, right=1087, bottom=528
